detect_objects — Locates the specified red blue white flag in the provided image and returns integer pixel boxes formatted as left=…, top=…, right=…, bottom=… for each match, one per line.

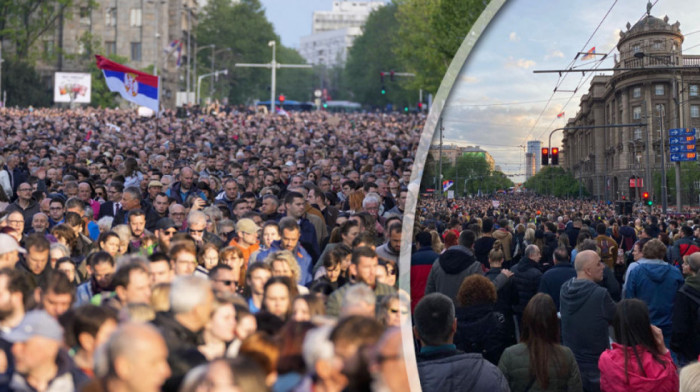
left=95, top=55, right=159, bottom=113
left=581, top=47, right=596, bottom=60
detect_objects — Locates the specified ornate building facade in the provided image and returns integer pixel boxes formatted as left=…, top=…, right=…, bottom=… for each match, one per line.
left=562, top=7, right=700, bottom=201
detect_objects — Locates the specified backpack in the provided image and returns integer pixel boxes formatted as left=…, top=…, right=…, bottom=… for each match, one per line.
left=678, top=242, right=700, bottom=264
left=597, top=236, right=617, bottom=265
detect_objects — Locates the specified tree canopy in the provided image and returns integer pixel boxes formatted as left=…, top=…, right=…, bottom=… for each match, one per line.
left=524, top=167, right=588, bottom=198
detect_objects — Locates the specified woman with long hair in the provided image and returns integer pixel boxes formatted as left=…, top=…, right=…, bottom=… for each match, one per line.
left=498, top=293, right=581, bottom=391
left=598, top=299, right=678, bottom=392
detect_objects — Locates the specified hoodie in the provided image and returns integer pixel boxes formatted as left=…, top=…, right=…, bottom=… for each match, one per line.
left=625, top=260, right=684, bottom=328
left=599, top=344, right=678, bottom=392
left=424, top=245, right=482, bottom=304
left=560, top=278, right=616, bottom=367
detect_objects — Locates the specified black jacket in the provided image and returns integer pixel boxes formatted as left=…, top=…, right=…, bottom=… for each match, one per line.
left=511, top=257, right=543, bottom=315
left=671, top=275, right=700, bottom=361
left=454, top=303, right=511, bottom=365
left=151, top=311, right=207, bottom=391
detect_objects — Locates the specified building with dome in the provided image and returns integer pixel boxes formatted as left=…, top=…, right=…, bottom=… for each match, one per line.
left=561, top=3, right=700, bottom=202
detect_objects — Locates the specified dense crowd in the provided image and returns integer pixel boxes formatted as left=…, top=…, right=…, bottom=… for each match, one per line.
left=0, top=106, right=422, bottom=392
left=410, top=193, right=700, bottom=391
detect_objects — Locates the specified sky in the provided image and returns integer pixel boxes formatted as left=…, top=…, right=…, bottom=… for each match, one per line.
left=441, top=0, right=700, bottom=183
left=258, top=0, right=390, bottom=48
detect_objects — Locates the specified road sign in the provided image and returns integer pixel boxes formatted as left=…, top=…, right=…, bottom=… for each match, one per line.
left=669, top=135, right=696, bottom=145
left=670, top=152, right=698, bottom=162
left=668, top=128, right=696, bottom=137
left=670, top=144, right=697, bottom=153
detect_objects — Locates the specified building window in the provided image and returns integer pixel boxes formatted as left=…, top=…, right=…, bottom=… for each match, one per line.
left=691, top=105, right=700, bottom=118
left=130, top=8, right=142, bottom=27
left=632, top=87, right=641, bottom=98
left=43, top=40, right=54, bottom=56
left=655, top=84, right=664, bottom=95
left=105, top=41, right=116, bottom=56
left=633, top=45, right=641, bottom=53
left=690, top=85, right=699, bottom=97
left=634, top=128, right=642, bottom=140
left=653, top=41, right=662, bottom=50
left=633, top=106, right=642, bottom=120
left=131, top=42, right=142, bottom=61
left=79, top=7, right=90, bottom=24
left=105, top=8, right=116, bottom=26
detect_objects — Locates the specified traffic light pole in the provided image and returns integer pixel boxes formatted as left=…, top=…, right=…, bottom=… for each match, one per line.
left=548, top=122, right=647, bottom=198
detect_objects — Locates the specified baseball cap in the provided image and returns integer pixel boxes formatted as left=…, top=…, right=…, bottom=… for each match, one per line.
left=5, top=310, right=63, bottom=343
left=148, top=180, right=164, bottom=188
left=156, top=218, right=178, bottom=231
left=0, top=233, right=26, bottom=255
left=236, top=218, right=260, bottom=235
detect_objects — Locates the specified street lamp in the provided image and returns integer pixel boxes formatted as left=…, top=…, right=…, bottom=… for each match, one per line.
left=194, top=44, right=214, bottom=104
left=197, top=69, right=228, bottom=105
left=269, top=40, right=276, bottom=113
left=211, top=47, right=232, bottom=98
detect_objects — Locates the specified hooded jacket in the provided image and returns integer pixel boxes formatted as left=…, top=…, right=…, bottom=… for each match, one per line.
left=670, top=274, right=700, bottom=360
left=424, top=245, right=483, bottom=304
left=417, top=346, right=509, bottom=392
left=624, top=259, right=684, bottom=329
left=560, top=278, right=616, bottom=367
left=493, top=229, right=513, bottom=261
left=598, top=344, right=678, bottom=392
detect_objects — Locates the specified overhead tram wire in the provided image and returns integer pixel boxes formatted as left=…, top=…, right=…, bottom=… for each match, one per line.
left=519, top=0, right=621, bottom=145
left=532, top=0, right=663, bottom=142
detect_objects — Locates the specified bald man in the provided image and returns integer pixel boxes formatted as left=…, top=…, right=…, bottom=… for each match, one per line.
left=94, top=323, right=171, bottom=392
left=559, top=250, right=616, bottom=392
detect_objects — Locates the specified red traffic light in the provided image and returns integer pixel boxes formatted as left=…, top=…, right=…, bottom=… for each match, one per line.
left=541, top=148, right=549, bottom=166
left=279, top=94, right=285, bottom=103
left=642, top=192, right=649, bottom=199
left=552, top=147, right=559, bottom=154
left=551, top=147, right=559, bottom=165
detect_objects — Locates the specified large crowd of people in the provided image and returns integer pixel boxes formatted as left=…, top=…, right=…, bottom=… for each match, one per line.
left=410, top=192, right=700, bottom=391
left=0, top=105, right=422, bottom=392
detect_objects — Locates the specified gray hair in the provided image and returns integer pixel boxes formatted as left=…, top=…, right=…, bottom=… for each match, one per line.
left=524, top=244, right=540, bottom=258
left=301, top=326, right=335, bottom=372
left=97, top=216, right=114, bottom=234
left=49, top=242, right=70, bottom=258
left=170, top=275, right=212, bottom=314
left=362, top=192, right=381, bottom=208
left=123, top=186, right=142, bottom=202
left=341, top=284, right=376, bottom=312
left=187, top=210, right=207, bottom=226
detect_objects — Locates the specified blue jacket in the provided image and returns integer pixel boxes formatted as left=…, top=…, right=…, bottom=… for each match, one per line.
left=256, top=241, right=313, bottom=286
left=538, top=262, right=577, bottom=309
left=625, top=259, right=684, bottom=328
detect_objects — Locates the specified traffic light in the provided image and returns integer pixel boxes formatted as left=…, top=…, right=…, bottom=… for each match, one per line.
left=551, top=147, right=559, bottom=165
left=390, top=70, right=395, bottom=82
left=381, top=86, right=386, bottom=95
left=417, top=102, right=423, bottom=111
left=380, top=72, right=385, bottom=83
left=541, top=148, right=549, bottom=166
left=278, top=94, right=285, bottom=104
left=642, top=191, right=652, bottom=206
left=404, top=106, right=409, bottom=112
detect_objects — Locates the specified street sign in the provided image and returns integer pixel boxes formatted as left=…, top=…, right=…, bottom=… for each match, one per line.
left=670, top=152, right=698, bottom=162
left=668, top=128, right=696, bottom=137
left=670, top=144, right=697, bottom=153
left=669, top=135, right=696, bottom=145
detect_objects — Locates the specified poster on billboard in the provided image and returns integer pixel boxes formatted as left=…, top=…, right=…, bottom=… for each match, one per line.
left=54, top=72, right=91, bottom=103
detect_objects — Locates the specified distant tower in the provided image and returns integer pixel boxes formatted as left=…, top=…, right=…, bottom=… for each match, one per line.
left=526, top=141, right=543, bottom=174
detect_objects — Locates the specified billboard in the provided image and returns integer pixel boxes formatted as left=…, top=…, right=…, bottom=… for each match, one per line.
left=54, top=72, right=91, bottom=103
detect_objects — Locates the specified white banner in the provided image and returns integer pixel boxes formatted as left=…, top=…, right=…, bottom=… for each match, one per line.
left=492, top=200, right=500, bottom=208
left=54, top=72, right=91, bottom=103
left=447, top=190, right=455, bottom=199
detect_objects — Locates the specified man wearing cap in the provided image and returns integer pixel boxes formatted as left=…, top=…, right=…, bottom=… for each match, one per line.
left=228, top=218, right=260, bottom=265
left=154, top=218, right=179, bottom=255
left=0, top=234, right=25, bottom=270
left=5, top=310, right=88, bottom=391
left=147, top=181, right=164, bottom=204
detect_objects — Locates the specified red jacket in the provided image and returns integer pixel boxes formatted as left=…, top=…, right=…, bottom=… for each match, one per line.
left=599, top=343, right=678, bottom=392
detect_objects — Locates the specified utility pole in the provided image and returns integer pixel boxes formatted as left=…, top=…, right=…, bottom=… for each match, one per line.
left=235, top=40, right=311, bottom=114
left=438, top=117, right=443, bottom=199
left=658, top=105, right=668, bottom=213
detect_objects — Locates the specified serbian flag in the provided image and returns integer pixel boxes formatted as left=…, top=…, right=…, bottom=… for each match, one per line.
left=557, top=111, right=565, bottom=118
left=95, top=55, right=159, bottom=113
left=581, top=47, right=595, bottom=60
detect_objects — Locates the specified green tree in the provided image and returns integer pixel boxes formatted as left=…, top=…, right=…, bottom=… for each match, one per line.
left=429, top=152, right=513, bottom=196
left=0, top=0, right=77, bottom=59
left=394, top=0, right=489, bottom=94
left=195, top=0, right=313, bottom=105
left=1, top=59, right=51, bottom=107
left=344, top=3, right=415, bottom=108
left=524, top=167, right=587, bottom=198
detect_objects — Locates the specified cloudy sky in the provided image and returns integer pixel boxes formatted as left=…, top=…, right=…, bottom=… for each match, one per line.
left=441, top=0, right=700, bottom=183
